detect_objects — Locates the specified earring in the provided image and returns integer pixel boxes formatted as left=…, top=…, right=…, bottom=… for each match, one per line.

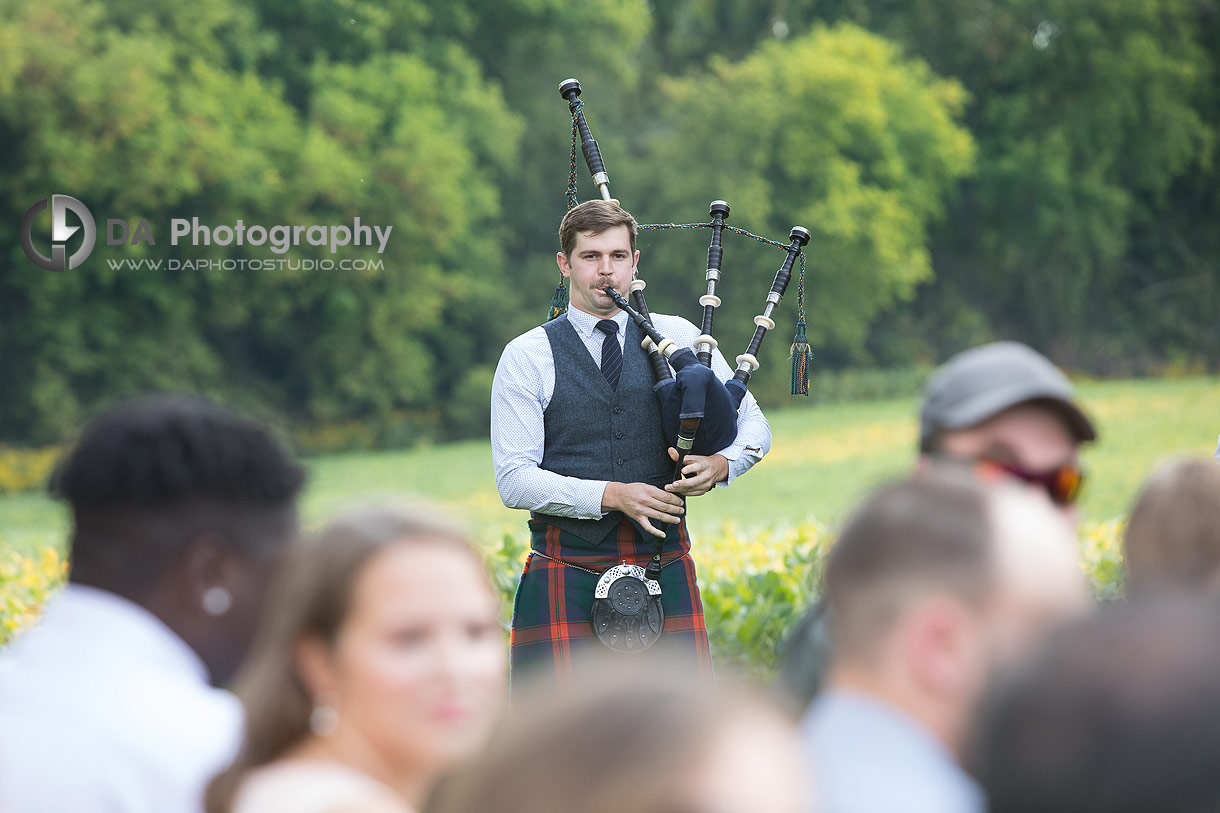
left=202, top=586, right=233, bottom=617
left=310, top=702, right=339, bottom=736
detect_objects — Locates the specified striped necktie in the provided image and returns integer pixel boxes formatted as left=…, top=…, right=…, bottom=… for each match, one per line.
left=595, top=319, right=622, bottom=391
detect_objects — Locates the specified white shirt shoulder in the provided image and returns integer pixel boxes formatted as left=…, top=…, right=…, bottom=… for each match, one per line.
left=0, top=585, right=242, bottom=813
left=501, top=323, right=550, bottom=357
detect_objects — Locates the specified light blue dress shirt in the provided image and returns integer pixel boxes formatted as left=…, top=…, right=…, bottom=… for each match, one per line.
left=800, top=688, right=985, bottom=813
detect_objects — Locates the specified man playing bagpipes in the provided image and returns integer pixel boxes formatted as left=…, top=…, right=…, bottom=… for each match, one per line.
left=491, top=200, right=771, bottom=689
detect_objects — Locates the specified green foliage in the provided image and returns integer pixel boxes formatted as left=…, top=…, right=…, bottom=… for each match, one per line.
left=696, top=522, right=829, bottom=680
left=958, top=0, right=1212, bottom=355
left=0, top=447, right=60, bottom=496
left=622, top=23, right=974, bottom=372
left=1, top=377, right=1208, bottom=676
left=628, top=1, right=1220, bottom=370
left=0, top=0, right=522, bottom=444
left=803, top=365, right=932, bottom=405
left=3, top=0, right=1218, bottom=448
left=808, top=0, right=1219, bottom=367
left=0, top=518, right=1128, bottom=681
left=4, top=375, right=1217, bottom=542
left=0, top=547, right=67, bottom=646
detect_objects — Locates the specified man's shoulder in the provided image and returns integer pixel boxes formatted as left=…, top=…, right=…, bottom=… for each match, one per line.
left=502, top=324, right=551, bottom=356
left=510, top=322, right=550, bottom=341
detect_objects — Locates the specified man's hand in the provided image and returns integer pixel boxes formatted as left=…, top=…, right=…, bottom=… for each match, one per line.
left=602, top=481, right=684, bottom=539
left=664, top=450, right=729, bottom=497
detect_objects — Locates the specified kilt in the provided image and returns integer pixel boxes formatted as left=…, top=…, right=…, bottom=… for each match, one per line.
left=509, top=516, right=713, bottom=691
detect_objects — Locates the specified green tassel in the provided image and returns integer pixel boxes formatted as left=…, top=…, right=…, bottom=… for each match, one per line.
left=547, top=281, right=568, bottom=322
left=790, top=319, right=813, bottom=396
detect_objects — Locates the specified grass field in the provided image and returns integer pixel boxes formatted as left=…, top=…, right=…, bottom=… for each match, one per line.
left=2, top=375, right=1217, bottom=558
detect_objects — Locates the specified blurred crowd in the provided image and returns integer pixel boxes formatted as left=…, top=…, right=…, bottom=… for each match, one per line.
left=2, top=340, right=1219, bottom=813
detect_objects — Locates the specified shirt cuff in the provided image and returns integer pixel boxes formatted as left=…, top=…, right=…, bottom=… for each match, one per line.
left=719, top=447, right=762, bottom=486
left=574, top=480, right=613, bottom=519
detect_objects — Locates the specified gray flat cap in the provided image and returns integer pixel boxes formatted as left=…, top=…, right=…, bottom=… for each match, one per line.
left=920, top=341, right=1097, bottom=447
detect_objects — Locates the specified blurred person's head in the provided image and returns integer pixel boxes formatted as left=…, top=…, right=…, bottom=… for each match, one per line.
left=919, top=342, right=1096, bottom=518
left=1123, top=458, right=1220, bottom=596
left=206, top=506, right=506, bottom=813
left=974, top=597, right=1220, bottom=813
left=822, top=473, right=1088, bottom=756
left=427, top=656, right=810, bottom=813
left=52, top=394, right=305, bottom=686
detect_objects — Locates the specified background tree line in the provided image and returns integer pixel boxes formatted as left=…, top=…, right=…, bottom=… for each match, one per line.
left=1, top=0, right=1215, bottom=448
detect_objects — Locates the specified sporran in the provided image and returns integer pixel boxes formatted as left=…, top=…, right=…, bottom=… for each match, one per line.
left=591, top=563, right=664, bottom=652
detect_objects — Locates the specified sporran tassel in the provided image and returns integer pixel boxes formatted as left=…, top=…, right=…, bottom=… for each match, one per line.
left=548, top=280, right=569, bottom=322
left=789, top=250, right=813, bottom=395
left=790, top=319, right=813, bottom=395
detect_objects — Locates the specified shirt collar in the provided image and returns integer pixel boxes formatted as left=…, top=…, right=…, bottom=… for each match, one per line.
left=566, top=306, right=628, bottom=339
left=49, top=583, right=215, bottom=686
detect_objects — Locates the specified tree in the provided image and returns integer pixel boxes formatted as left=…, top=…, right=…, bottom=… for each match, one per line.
left=811, top=0, right=1218, bottom=368
left=0, top=0, right=522, bottom=443
left=615, top=23, right=974, bottom=396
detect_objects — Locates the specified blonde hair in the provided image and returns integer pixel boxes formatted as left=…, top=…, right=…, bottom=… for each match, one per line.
left=205, top=506, right=487, bottom=813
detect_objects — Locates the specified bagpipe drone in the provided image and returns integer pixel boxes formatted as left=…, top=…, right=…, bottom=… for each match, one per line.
left=554, top=78, right=815, bottom=653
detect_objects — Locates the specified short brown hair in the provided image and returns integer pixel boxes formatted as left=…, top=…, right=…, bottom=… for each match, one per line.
left=823, top=473, right=994, bottom=663
left=558, top=200, right=637, bottom=258
left=1124, top=458, right=1220, bottom=596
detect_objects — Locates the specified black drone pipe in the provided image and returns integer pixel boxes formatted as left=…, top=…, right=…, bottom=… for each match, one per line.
left=559, top=78, right=612, bottom=202
left=725, top=226, right=811, bottom=407
left=696, top=200, right=730, bottom=368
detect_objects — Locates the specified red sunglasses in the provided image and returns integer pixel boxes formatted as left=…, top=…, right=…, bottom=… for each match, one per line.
left=979, top=459, right=1086, bottom=506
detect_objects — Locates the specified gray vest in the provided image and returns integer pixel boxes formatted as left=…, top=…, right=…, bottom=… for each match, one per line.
left=532, top=313, right=671, bottom=546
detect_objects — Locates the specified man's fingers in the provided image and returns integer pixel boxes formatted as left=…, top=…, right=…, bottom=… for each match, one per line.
left=637, top=516, right=666, bottom=538
left=657, top=496, right=685, bottom=511
left=644, top=501, right=683, bottom=520
left=678, top=466, right=709, bottom=486
left=656, top=487, right=685, bottom=507
left=669, top=470, right=714, bottom=497
left=667, top=476, right=695, bottom=493
left=619, top=484, right=684, bottom=533
left=668, top=447, right=679, bottom=461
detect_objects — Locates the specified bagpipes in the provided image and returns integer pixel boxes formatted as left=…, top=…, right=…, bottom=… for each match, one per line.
left=557, top=78, right=814, bottom=652
left=558, top=78, right=812, bottom=486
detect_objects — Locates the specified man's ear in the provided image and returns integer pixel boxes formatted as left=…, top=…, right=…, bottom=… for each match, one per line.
left=180, top=531, right=239, bottom=617
left=907, top=596, right=980, bottom=699
left=556, top=250, right=572, bottom=278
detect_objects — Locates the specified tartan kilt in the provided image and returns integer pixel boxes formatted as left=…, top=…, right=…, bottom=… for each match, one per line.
left=509, top=516, right=712, bottom=692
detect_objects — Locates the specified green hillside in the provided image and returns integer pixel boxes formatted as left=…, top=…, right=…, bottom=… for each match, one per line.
left=3, top=376, right=1216, bottom=558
